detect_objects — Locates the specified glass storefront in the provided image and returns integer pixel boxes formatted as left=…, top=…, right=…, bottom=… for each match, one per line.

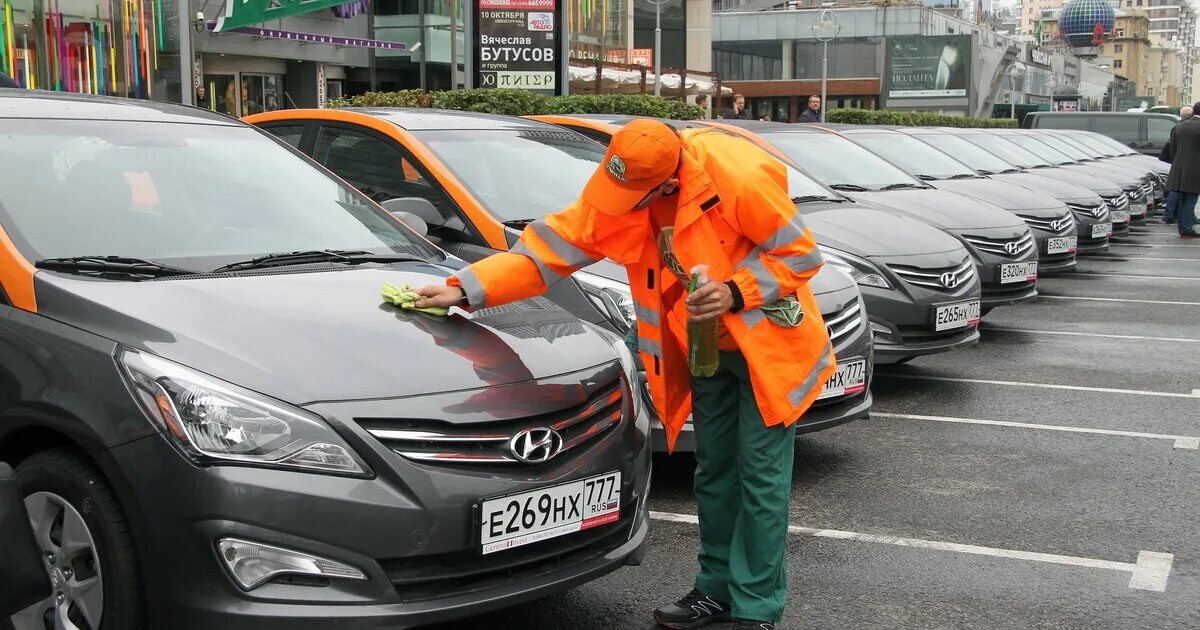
left=1, top=0, right=180, bottom=100
left=201, top=71, right=285, bottom=117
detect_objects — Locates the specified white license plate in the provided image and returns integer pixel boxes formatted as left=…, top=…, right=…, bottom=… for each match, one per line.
left=480, top=471, right=621, bottom=555
left=1000, top=261, right=1038, bottom=284
left=1112, top=209, right=1130, bottom=223
left=1131, top=203, right=1147, bottom=218
left=1091, top=222, right=1112, bottom=238
left=1047, top=236, right=1077, bottom=254
left=817, top=359, right=866, bottom=400
left=934, top=299, right=981, bottom=332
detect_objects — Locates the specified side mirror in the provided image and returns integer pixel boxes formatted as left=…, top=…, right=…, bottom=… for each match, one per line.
left=391, top=211, right=428, bottom=237
left=381, top=197, right=444, bottom=229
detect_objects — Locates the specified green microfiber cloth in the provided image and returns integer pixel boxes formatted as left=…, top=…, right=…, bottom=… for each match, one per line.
left=381, top=282, right=450, bottom=317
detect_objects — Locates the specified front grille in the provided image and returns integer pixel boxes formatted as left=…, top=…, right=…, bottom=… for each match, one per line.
left=381, top=502, right=636, bottom=602
left=1068, top=203, right=1108, bottom=221
left=808, top=386, right=869, bottom=412
left=1140, top=181, right=1154, bottom=197
left=1041, top=251, right=1076, bottom=265
left=983, top=280, right=1036, bottom=296
left=962, top=232, right=1035, bottom=258
left=894, top=323, right=977, bottom=344
left=886, top=258, right=974, bottom=292
left=824, top=296, right=863, bottom=345
left=1103, top=193, right=1129, bottom=213
left=360, top=378, right=624, bottom=466
left=1019, top=212, right=1074, bottom=234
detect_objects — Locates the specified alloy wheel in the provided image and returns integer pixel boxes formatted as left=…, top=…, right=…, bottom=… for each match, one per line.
left=10, top=491, right=104, bottom=630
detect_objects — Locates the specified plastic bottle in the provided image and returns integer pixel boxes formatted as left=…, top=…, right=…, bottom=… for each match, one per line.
left=687, top=265, right=720, bottom=377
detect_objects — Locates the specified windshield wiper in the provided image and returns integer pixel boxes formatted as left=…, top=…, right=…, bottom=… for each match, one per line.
left=915, top=174, right=940, bottom=181
left=212, top=249, right=427, bottom=273
left=948, top=173, right=980, bottom=179
left=828, top=183, right=868, bottom=192
left=36, top=256, right=198, bottom=278
left=502, top=219, right=536, bottom=228
left=879, top=182, right=925, bottom=191
left=792, top=195, right=843, bottom=204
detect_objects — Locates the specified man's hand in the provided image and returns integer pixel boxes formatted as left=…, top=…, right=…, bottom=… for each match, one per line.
left=686, top=280, right=733, bottom=322
left=414, top=285, right=465, bottom=310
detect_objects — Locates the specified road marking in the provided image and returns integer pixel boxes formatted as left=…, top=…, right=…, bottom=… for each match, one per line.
left=1082, top=256, right=1200, bottom=262
left=875, top=412, right=1200, bottom=450
left=1110, top=243, right=1200, bottom=249
left=1064, top=273, right=1200, bottom=281
left=1038, top=295, right=1200, bottom=306
left=980, top=327, right=1200, bottom=344
left=649, top=511, right=1174, bottom=592
left=874, top=373, right=1200, bottom=400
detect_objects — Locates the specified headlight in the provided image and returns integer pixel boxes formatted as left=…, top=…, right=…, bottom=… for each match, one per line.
left=574, top=270, right=635, bottom=333
left=118, top=349, right=370, bottom=477
left=584, top=323, right=646, bottom=421
left=817, top=245, right=893, bottom=290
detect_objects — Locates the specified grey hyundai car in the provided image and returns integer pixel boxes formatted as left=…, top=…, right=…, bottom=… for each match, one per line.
left=529, top=114, right=983, bottom=367
left=829, top=125, right=1079, bottom=274
left=894, top=127, right=1113, bottom=254
left=0, top=92, right=652, bottom=630
left=946, top=128, right=1134, bottom=239
left=1041, top=129, right=1168, bottom=211
left=714, top=121, right=1038, bottom=313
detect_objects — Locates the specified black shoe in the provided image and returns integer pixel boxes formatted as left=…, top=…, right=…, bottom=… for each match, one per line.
left=652, top=589, right=731, bottom=629
left=733, top=620, right=777, bottom=630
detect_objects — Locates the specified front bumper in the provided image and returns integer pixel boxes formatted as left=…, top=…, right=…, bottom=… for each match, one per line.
left=873, top=326, right=980, bottom=363
left=110, top=376, right=653, bottom=629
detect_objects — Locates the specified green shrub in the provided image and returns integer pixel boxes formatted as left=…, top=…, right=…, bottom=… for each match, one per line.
left=329, top=89, right=705, bottom=120
left=825, top=108, right=1017, bottom=128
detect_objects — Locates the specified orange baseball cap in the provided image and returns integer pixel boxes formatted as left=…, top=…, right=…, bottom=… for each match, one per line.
left=580, top=119, right=682, bottom=216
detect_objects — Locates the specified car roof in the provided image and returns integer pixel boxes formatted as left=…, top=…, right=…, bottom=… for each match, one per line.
left=1029, top=111, right=1178, bottom=120
left=541, top=113, right=710, bottom=131
left=711, top=120, right=827, bottom=134
left=334, top=107, right=565, bottom=131
left=0, top=90, right=240, bottom=125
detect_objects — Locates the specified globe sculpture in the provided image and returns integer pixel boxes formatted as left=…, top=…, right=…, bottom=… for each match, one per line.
left=1059, top=0, right=1116, bottom=50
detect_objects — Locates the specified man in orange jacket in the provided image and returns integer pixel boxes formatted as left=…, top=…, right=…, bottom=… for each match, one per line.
left=416, top=119, right=834, bottom=630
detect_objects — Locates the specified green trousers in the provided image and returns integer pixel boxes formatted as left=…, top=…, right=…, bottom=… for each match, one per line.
left=692, top=351, right=796, bottom=623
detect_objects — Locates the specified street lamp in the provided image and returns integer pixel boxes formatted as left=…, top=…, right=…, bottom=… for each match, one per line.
left=1004, top=64, right=1023, bottom=120
left=644, top=0, right=670, bottom=97
left=812, top=9, right=841, bottom=124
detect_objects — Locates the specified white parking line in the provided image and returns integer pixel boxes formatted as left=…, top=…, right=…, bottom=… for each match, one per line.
left=980, top=327, right=1200, bottom=344
left=1111, top=243, right=1200, bottom=249
left=1038, top=295, right=1200, bottom=306
left=874, top=412, right=1200, bottom=450
left=1065, top=273, right=1200, bottom=281
left=649, top=512, right=1174, bottom=592
left=876, top=374, right=1200, bottom=400
left=1083, top=256, right=1200, bottom=262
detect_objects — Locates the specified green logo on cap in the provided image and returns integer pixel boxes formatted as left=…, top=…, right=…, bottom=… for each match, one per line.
left=607, top=155, right=627, bottom=182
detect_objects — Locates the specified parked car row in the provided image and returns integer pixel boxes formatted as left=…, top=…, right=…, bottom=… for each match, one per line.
left=0, top=90, right=1171, bottom=630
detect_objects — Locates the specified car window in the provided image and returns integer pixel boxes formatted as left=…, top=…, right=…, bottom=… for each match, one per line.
left=1093, top=116, right=1141, bottom=144
left=916, top=133, right=1017, bottom=174
left=260, top=123, right=305, bottom=148
left=959, top=134, right=1051, bottom=168
left=565, top=125, right=614, bottom=146
left=759, top=132, right=923, bottom=190
left=1147, top=117, right=1175, bottom=146
left=0, top=119, right=437, bottom=269
left=1035, top=115, right=1091, bottom=130
left=852, top=133, right=977, bottom=179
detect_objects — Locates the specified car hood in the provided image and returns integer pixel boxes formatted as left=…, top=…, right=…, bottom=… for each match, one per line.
left=578, top=253, right=851, bottom=297
left=930, top=178, right=1065, bottom=214
left=990, top=172, right=1103, bottom=206
left=34, top=263, right=619, bottom=404
left=1060, top=163, right=1140, bottom=188
left=845, top=188, right=1024, bottom=230
left=803, top=206, right=964, bottom=258
left=1030, top=167, right=1122, bottom=197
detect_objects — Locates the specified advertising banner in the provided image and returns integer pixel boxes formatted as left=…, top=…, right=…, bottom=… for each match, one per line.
left=886, top=35, right=971, bottom=99
left=474, top=0, right=564, bottom=95
left=215, top=0, right=358, bottom=32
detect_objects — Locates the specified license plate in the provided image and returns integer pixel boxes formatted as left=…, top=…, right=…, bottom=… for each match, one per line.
left=480, top=471, right=621, bottom=555
left=1000, top=261, right=1038, bottom=284
left=1047, top=236, right=1077, bottom=254
left=934, top=299, right=981, bottom=331
left=1111, top=209, right=1130, bottom=223
left=1131, top=203, right=1147, bottom=218
left=1091, top=222, right=1111, bottom=238
left=817, top=359, right=866, bottom=400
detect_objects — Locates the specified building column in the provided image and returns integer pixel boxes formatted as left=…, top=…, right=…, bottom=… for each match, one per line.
left=781, top=40, right=793, bottom=80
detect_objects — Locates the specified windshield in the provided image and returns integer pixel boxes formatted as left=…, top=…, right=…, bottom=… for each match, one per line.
left=1035, top=134, right=1095, bottom=160
left=916, top=133, right=1017, bottom=174
left=958, top=134, right=1050, bottom=168
left=0, top=120, right=436, bottom=269
left=1073, top=133, right=1127, bottom=156
left=852, top=133, right=977, bottom=179
left=760, top=132, right=922, bottom=190
left=1004, top=134, right=1076, bottom=165
left=415, top=129, right=605, bottom=222
left=1048, top=133, right=1107, bottom=158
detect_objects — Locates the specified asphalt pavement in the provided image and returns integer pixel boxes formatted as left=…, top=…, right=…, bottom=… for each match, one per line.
left=422, top=222, right=1200, bottom=630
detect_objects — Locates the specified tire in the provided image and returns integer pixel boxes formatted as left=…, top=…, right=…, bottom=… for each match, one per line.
left=11, top=448, right=144, bottom=630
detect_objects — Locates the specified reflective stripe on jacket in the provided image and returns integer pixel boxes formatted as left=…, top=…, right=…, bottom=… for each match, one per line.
left=448, top=128, right=836, bottom=451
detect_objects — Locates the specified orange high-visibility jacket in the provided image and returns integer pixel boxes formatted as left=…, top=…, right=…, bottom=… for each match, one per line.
left=448, top=128, right=836, bottom=452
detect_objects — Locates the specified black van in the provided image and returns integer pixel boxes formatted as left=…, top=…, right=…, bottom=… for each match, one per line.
left=1023, top=112, right=1180, bottom=157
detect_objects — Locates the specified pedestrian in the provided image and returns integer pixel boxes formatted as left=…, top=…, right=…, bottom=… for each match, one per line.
left=1161, top=105, right=1193, bottom=224
left=721, top=94, right=753, bottom=120
left=798, top=95, right=821, bottom=122
left=695, top=94, right=710, bottom=118
left=413, top=120, right=834, bottom=630
left=195, top=84, right=211, bottom=111
left=1161, top=101, right=1200, bottom=238
left=0, top=72, right=19, bottom=88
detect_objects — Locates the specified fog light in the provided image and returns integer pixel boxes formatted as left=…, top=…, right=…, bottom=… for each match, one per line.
left=870, top=321, right=894, bottom=341
left=217, top=538, right=367, bottom=590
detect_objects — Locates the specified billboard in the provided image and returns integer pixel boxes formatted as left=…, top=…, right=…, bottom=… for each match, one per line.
left=473, top=0, right=565, bottom=95
left=886, top=35, right=971, bottom=99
